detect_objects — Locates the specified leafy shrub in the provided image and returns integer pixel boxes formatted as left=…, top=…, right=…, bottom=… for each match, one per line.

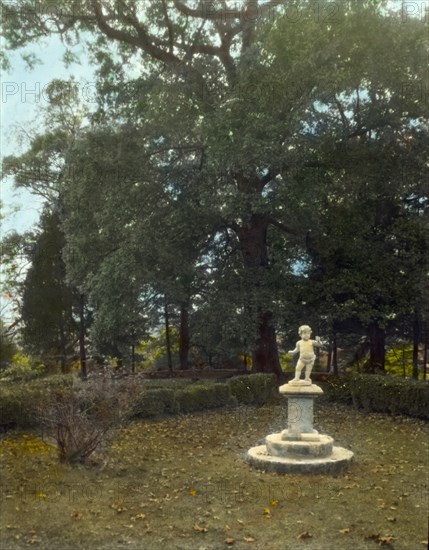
left=227, top=373, right=277, bottom=405
left=0, top=387, right=30, bottom=429
left=322, top=374, right=429, bottom=419
left=141, top=378, right=194, bottom=390
left=175, top=383, right=235, bottom=413
left=320, top=376, right=354, bottom=405
left=0, top=352, right=45, bottom=381
left=133, top=388, right=178, bottom=417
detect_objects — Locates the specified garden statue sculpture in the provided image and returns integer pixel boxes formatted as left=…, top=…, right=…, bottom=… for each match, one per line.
left=289, top=325, right=322, bottom=383
left=246, top=323, right=354, bottom=474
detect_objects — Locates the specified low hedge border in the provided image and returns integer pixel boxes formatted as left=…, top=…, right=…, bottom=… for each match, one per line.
left=321, top=374, right=429, bottom=419
left=0, top=373, right=277, bottom=428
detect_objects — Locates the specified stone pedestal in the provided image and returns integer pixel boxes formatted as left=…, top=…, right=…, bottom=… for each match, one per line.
left=246, top=381, right=353, bottom=475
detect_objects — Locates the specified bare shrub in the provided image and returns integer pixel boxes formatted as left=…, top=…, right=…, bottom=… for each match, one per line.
left=36, top=376, right=141, bottom=464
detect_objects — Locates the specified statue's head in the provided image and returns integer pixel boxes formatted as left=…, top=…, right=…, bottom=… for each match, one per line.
left=298, top=325, right=312, bottom=336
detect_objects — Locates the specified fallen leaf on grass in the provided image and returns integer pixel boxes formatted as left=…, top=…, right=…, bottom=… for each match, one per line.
left=243, top=536, right=256, bottom=542
left=110, top=502, right=127, bottom=513
left=73, top=512, right=83, bottom=520
left=225, top=537, right=234, bottom=545
left=188, top=488, right=197, bottom=496
left=366, top=533, right=395, bottom=545
left=339, top=528, right=350, bottom=534
left=133, top=513, right=146, bottom=520
left=262, top=507, right=270, bottom=517
left=297, top=531, right=313, bottom=540
left=193, top=524, right=208, bottom=533
left=270, top=499, right=279, bottom=507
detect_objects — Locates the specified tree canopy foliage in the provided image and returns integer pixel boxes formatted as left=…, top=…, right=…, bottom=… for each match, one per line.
left=1, top=1, right=428, bottom=375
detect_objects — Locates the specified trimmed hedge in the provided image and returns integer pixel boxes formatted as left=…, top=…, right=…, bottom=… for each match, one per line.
left=0, top=373, right=277, bottom=429
left=175, top=383, right=236, bottom=413
left=227, top=373, right=277, bottom=405
left=322, top=374, right=429, bottom=420
left=134, top=388, right=178, bottom=417
left=0, top=386, right=54, bottom=429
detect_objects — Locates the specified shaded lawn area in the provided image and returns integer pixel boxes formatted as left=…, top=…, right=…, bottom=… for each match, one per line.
left=0, top=401, right=428, bottom=550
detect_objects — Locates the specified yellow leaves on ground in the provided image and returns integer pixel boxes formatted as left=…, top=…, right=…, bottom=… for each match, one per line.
left=110, top=502, right=127, bottom=513
left=193, top=523, right=208, bottom=533
left=0, top=434, right=54, bottom=458
left=339, top=527, right=351, bottom=534
left=366, top=533, right=395, bottom=545
left=297, top=531, right=313, bottom=540
left=188, top=488, right=197, bottom=496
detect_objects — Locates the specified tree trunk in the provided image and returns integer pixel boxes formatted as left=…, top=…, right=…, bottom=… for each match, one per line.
left=59, top=319, right=67, bottom=374
left=252, top=310, right=281, bottom=375
left=332, top=332, right=338, bottom=375
left=131, top=343, right=135, bottom=374
left=326, top=343, right=332, bottom=373
left=164, top=301, right=173, bottom=372
left=412, top=308, right=420, bottom=380
left=179, top=303, right=190, bottom=370
left=236, top=214, right=281, bottom=377
left=364, top=321, right=385, bottom=373
left=78, top=294, right=87, bottom=379
left=423, top=340, right=428, bottom=380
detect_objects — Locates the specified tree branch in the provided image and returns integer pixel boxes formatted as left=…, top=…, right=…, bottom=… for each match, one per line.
left=267, top=217, right=299, bottom=236
left=173, top=0, right=283, bottom=21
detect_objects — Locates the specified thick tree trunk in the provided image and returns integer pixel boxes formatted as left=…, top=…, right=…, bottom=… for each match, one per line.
left=251, top=310, right=281, bottom=375
left=412, top=308, right=420, bottom=380
left=236, top=214, right=281, bottom=377
left=179, top=303, right=190, bottom=370
left=164, top=302, right=173, bottom=372
left=364, top=321, right=385, bottom=373
left=78, top=294, right=87, bottom=379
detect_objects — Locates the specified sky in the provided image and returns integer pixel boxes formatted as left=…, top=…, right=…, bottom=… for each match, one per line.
left=1, top=36, right=95, bottom=236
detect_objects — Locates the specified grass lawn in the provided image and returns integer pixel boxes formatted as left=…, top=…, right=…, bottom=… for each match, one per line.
left=0, top=401, right=428, bottom=549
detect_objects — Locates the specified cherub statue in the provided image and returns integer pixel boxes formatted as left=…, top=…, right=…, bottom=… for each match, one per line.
left=289, top=325, right=323, bottom=383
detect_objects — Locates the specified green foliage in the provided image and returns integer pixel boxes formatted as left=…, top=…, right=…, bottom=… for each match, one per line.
left=0, top=374, right=77, bottom=429
left=0, top=352, right=45, bottom=381
left=133, top=388, right=178, bottom=418
left=141, top=379, right=193, bottom=390
left=175, top=383, right=235, bottom=413
left=227, top=373, right=277, bottom=405
left=279, top=352, right=293, bottom=372
left=21, top=209, right=79, bottom=366
left=384, top=345, right=415, bottom=378
left=0, top=322, right=19, bottom=365
left=138, top=330, right=180, bottom=370
left=3, top=2, right=428, bottom=375
left=322, top=374, right=429, bottom=419
left=320, top=377, right=354, bottom=405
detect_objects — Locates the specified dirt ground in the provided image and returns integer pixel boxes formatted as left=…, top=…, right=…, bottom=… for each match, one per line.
left=0, top=401, right=428, bottom=550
